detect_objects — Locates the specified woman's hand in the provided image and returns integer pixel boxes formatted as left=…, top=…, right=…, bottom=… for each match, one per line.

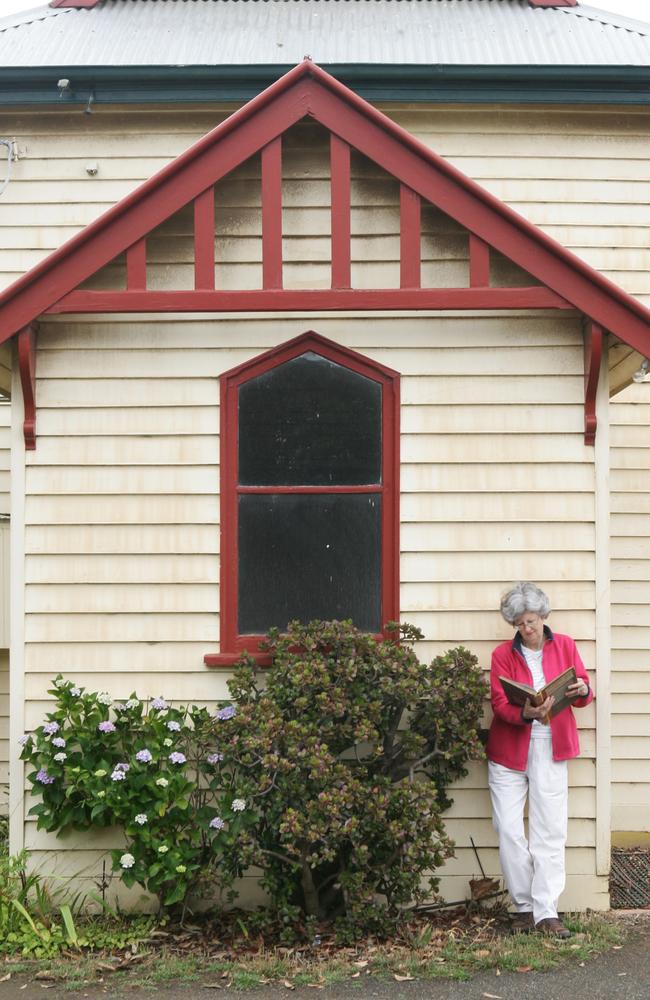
left=566, top=679, right=589, bottom=699
left=523, top=695, right=554, bottom=721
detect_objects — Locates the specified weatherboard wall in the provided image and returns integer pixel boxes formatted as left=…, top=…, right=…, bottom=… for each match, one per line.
left=0, top=401, right=9, bottom=813
left=0, top=95, right=625, bottom=906
left=17, top=308, right=604, bottom=909
left=610, top=380, right=650, bottom=845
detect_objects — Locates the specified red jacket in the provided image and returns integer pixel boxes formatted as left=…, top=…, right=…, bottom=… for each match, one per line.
left=486, top=626, right=593, bottom=771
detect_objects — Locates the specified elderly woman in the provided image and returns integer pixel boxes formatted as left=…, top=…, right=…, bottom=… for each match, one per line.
left=487, top=582, right=592, bottom=938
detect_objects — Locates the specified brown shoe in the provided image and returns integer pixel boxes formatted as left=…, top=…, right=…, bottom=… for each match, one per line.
left=510, top=911, right=534, bottom=933
left=535, top=917, right=572, bottom=939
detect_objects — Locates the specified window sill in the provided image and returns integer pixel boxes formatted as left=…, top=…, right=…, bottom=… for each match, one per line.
left=204, top=651, right=271, bottom=668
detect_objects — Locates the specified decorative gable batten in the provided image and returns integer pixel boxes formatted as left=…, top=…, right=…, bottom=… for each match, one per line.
left=2, top=61, right=650, bottom=447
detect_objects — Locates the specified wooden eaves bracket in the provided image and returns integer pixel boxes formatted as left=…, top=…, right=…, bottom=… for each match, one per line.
left=18, top=324, right=37, bottom=450
left=584, top=321, right=603, bottom=446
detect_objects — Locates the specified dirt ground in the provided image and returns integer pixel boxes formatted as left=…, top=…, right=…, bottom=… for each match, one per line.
left=0, top=912, right=648, bottom=1000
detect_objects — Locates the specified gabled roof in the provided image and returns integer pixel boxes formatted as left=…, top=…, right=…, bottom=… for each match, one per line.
left=0, top=57, right=649, bottom=363
left=2, top=1, right=650, bottom=70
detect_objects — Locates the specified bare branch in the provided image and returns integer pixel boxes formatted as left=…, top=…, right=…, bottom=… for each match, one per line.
left=258, top=847, right=301, bottom=869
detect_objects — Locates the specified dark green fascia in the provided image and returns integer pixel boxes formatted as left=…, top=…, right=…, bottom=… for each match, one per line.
left=3, top=64, right=650, bottom=105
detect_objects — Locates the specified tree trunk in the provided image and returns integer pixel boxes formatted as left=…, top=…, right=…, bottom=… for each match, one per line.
left=300, top=855, right=321, bottom=918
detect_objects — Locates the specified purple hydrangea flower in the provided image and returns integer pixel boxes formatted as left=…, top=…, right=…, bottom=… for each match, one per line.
left=166, top=721, right=181, bottom=732
left=215, top=705, right=236, bottom=721
left=135, top=749, right=153, bottom=763
left=51, top=737, right=66, bottom=748
left=97, top=721, right=116, bottom=734
left=115, top=762, right=130, bottom=772
left=110, top=769, right=126, bottom=781
left=18, top=735, right=31, bottom=747
left=209, top=816, right=225, bottom=830
left=36, top=769, right=55, bottom=785
left=168, top=752, right=186, bottom=765
left=207, top=752, right=224, bottom=765
left=150, top=697, right=168, bottom=711
left=113, top=703, right=126, bottom=712
left=42, top=722, right=60, bottom=736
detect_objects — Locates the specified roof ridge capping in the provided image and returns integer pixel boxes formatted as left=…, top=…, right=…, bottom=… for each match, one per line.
left=565, top=4, right=650, bottom=34
left=48, top=0, right=580, bottom=6
left=50, top=1, right=100, bottom=8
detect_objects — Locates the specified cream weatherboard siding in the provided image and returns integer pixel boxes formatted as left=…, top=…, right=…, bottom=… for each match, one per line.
left=18, top=309, right=605, bottom=909
left=0, top=649, right=7, bottom=815
left=0, top=401, right=10, bottom=518
left=1, top=401, right=9, bottom=812
left=610, top=381, right=650, bottom=846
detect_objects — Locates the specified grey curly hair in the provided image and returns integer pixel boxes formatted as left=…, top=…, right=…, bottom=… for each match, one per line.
left=500, top=582, right=551, bottom=626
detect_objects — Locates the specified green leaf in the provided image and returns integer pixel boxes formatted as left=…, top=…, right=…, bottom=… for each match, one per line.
left=11, top=900, right=42, bottom=938
left=163, top=882, right=187, bottom=906
left=60, top=904, right=79, bottom=946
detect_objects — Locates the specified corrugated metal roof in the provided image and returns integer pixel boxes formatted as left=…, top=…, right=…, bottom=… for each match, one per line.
left=1, top=1, right=650, bottom=69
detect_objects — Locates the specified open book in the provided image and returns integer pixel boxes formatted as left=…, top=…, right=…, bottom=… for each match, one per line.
left=498, top=666, right=578, bottom=725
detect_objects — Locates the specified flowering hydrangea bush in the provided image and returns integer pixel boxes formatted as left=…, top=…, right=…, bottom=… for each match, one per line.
left=20, top=677, right=254, bottom=909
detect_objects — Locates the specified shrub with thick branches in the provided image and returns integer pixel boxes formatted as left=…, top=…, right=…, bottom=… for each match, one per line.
left=219, top=620, right=487, bottom=931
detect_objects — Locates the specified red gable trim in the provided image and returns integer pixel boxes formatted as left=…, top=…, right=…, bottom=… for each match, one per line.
left=528, top=1, right=577, bottom=8
left=50, top=1, right=101, bottom=9
left=0, top=59, right=649, bottom=359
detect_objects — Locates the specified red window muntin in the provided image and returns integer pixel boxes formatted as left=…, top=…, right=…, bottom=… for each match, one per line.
left=204, top=331, right=400, bottom=666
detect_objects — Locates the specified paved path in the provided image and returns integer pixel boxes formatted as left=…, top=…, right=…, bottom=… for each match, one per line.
left=0, top=920, right=648, bottom=1000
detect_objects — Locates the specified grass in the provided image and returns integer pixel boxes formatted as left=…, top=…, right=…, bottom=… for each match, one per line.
left=2, top=910, right=624, bottom=993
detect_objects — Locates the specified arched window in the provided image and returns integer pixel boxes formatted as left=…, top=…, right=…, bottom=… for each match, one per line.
left=206, top=331, right=399, bottom=665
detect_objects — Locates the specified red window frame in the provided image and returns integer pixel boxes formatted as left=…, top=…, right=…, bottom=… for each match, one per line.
left=204, top=330, right=400, bottom=666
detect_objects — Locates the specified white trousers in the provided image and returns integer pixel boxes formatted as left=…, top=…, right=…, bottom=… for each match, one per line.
left=488, top=738, right=568, bottom=924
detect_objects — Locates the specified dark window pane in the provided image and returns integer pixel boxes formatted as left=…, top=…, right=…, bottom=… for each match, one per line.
left=238, top=493, right=381, bottom=634
left=239, top=351, right=381, bottom=486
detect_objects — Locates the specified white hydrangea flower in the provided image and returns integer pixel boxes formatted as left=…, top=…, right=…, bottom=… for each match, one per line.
left=126, top=698, right=140, bottom=710
left=134, top=814, right=147, bottom=825
left=158, top=845, right=169, bottom=854
left=120, top=853, right=135, bottom=869
left=232, top=798, right=246, bottom=812
left=53, top=752, right=67, bottom=762
left=97, top=692, right=112, bottom=706
left=156, top=777, right=169, bottom=788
